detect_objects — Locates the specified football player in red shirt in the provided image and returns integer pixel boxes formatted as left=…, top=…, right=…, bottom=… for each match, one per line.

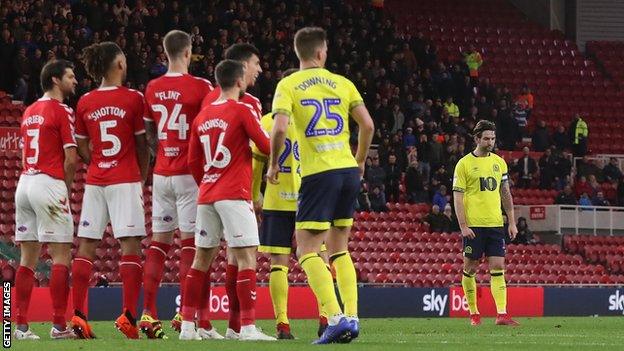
left=70, top=42, right=149, bottom=339
left=14, top=60, right=79, bottom=340
left=200, top=43, right=263, bottom=338
left=179, top=60, right=274, bottom=341
left=142, top=30, right=220, bottom=339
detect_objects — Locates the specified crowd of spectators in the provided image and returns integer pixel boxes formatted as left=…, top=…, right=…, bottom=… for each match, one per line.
left=1, top=0, right=622, bottom=214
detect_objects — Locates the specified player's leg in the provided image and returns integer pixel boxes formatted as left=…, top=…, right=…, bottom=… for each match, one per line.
left=47, top=243, right=75, bottom=339
left=13, top=177, right=41, bottom=340
left=71, top=184, right=108, bottom=339
left=217, top=200, right=275, bottom=341
left=225, top=247, right=241, bottom=338
left=317, top=249, right=330, bottom=336
left=142, top=175, right=175, bottom=324
left=259, top=210, right=296, bottom=338
left=327, top=168, right=361, bottom=341
left=486, top=228, right=519, bottom=326
left=108, top=182, right=147, bottom=339
left=462, top=227, right=484, bottom=325
left=179, top=204, right=220, bottom=340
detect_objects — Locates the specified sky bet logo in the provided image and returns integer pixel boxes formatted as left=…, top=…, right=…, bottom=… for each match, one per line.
left=422, top=289, right=448, bottom=316
left=608, top=290, right=624, bottom=314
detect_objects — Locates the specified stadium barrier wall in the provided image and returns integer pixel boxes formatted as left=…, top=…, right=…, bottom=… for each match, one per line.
left=11, top=286, right=624, bottom=321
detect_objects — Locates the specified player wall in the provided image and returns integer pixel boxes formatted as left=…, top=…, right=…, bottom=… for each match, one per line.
left=9, top=286, right=624, bottom=321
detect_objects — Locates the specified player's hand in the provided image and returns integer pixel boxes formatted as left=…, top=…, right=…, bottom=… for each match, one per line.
left=508, top=223, right=518, bottom=241
left=357, top=160, right=366, bottom=179
left=253, top=199, right=263, bottom=213
left=266, top=164, right=279, bottom=184
left=460, top=226, right=476, bottom=239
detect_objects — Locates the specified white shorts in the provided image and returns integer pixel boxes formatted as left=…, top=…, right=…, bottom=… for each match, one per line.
left=152, top=174, right=198, bottom=233
left=15, top=174, right=74, bottom=243
left=78, top=182, right=146, bottom=239
left=195, top=200, right=259, bottom=248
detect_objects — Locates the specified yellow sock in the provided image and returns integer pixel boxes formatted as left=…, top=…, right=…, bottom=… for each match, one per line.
left=269, top=264, right=289, bottom=325
left=490, top=269, right=507, bottom=314
left=461, top=270, right=479, bottom=314
left=316, top=263, right=329, bottom=319
left=330, top=251, right=358, bottom=317
left=299, top=253, right=342, bottom=317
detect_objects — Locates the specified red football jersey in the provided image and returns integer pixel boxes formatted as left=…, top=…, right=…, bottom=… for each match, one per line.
left=201, top=86, right=262, bottom=120
left=188, top=99, right=270, bottom=204
left=20, top=97, right=77, bottom=180
left=145, top=73, right=213, bottom=176
left=75, top=86, right=146, bottom=185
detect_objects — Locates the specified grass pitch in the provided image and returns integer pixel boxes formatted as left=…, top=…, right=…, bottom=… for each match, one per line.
left=9, top=317, right=624, bottom=350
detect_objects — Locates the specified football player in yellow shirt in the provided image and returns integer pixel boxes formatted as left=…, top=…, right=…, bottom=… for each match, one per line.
left=267, top=27, right=374, bottom=344
left=453, top=120, right=519, bottom=327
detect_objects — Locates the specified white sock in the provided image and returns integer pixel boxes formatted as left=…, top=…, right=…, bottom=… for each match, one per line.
left=181, top=321, right=195, bottom=333
left=346, top=316, right=359, bottom=322
left=240, top=325, right=255, bottom=334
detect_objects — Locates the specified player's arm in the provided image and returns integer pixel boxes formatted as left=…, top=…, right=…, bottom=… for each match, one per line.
left=76, top=138, right=91, bottom=165
left=135, top=133, right=149, bottom=183
left=144, top=119, right=157, bottom=159
left=351, top=104, right=375, bottom=177
left=268, top=114, right=288, bottom=184
left=63, top=147, right=78, bottom=194
left=251, top=153, right=266, bottom=210
left=500, top=173, right=517, bottom=240
left=187, top=122, right=203, bottom=185
left=452, top=161, right=475, bottom=239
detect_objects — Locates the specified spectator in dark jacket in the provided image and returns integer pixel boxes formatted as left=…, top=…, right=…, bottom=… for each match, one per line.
left=384, top=154, right=402, bottom=202
left=512, top=217, right=535, bottom=244
left=369, top=186, right=388, bottom=212
left=406, top=160, right=427, bottom=203
left=424, top=205, right=451, bottom=232
left=603, top=157, right=623, bottom=182
left=592, top=191, right=610, bottom=206
left=539, top=148, right=556, bottom=189
left=555, top=185, right=577, bottom=205
left=532, top=120, right=550, bottom=152
left=366, top=156, right=386, bottom=190
left=552, top=125, right=569, bottom=151
left=514, top=147, right=537, bottom=188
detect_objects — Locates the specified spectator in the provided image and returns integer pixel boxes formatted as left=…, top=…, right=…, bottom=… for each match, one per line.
left=429, top=131, right=445, bottom=170
left=578, top=192, right=593, bottom=208
left=384, top=154, right=402, bottom=202
left=391, top=104, right=405, bottom=133
left=369, top=186, right=388, bottom=212
left=406, top=160, right=427, bottom=203
left=432, top=185, right=449, bottom=209
left=588, top=174, right=601, bottom=195
left=443, top=96, right=459, bottom=118
left=577, top=156, right=602, bottom=181
left=554, top=151, right=573, bottom=183
left=512, top=217, right=535, bottom=244
left=403, top=126, right=417, bottom=148
left=443, top=204, right=460, bottom=232
left=515, top=85, right=534, bottom=116
left=432, top=164, right=451, bottom=190
left=416, top=133, right=431, bottom=180
left=512, top=102, right=528, bottom=138
left=602, top=157, right=623, bottom=182
left=365, top=155, right=386, bottom=190
left=532, top=120, right=550, bottom=152
left=424, top=205, right=450, bottom=233
left=514, top=147, right=537, bottom=188
left=539, top=148, right=556, bottom=189
left=574, top=176, right=594, bottom=199
left=592, top=191, right=610, bottom=206
left=555, top=185, right=577, bottom=205
left=569, top=114, right=589, bottom=157
left=464, top=44, right=483, bottom=86
left=357, top=182, right=371, bottom=212
left=552, top=124, right=569, bottom=151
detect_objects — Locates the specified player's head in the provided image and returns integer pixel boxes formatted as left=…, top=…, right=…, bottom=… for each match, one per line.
left=294, top=27, right=327, bottom=67
left=82, top=41, right=126, bottom=83
left=473, top=120, right=496, bottom=152
left=163, top=30, right=191, bottom=65
left=40, top=59, right=77, bottom=97
left=225, top=43, right=261, bottom=87
left=215, top=59, right=246, bottom=98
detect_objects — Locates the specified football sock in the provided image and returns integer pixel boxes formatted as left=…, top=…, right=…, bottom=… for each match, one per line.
left=71, top=256, right=93, bottom=314
left=299, top=253, right=342, bottom=320
left=181, top=268, right=206, bottom=322
left=143, top=241, right=171, bottom=318
left=225, top=264, right=241, bottom=332
left=330, top=251, right=358, bottom=317
left=120, top=255, right=142, bottom=317
left=490, top=269, right=507, bottom=314
left=237, top=269, right=257, bottom=327
left=461, top=270, right=479, bottom=314
left=179, top=238, right=195, bottom=307
left=269, top=264, right=289, bottom=325
left=197, top=268, right=213, bottom=330
left=15, top=266, right=35, bottom=326
left=50, top=264, right=70, bottom=328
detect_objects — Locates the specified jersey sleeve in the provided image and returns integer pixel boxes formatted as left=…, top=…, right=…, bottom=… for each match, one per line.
left=134, top=94, right=147, bottom=135
left=452, top=159, right=467, bottom=192
left=187, top=119, right=204, bottom=185
left=500, top=158, right=509, bottom=183
left=345, top=77, right=365, bottom=111
left=58, top=107, right=77, bottom=148
left=272, top=79, right=293, bottom=118
left=74, top=99, right=88, bottom=139
left=241, top=104, right=270, bottom=155
left=143, top=83, right=154, bottom=121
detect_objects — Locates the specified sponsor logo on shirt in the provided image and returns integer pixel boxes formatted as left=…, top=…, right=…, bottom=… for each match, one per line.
left=98, top=160, right=119, bottom=169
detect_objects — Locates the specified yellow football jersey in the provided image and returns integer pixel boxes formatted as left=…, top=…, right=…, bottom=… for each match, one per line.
left=452, top=152, right=509, bottom=227
left=272, top=67, right=364, bottom=177
left=252, top=113, right=300, bottom=211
